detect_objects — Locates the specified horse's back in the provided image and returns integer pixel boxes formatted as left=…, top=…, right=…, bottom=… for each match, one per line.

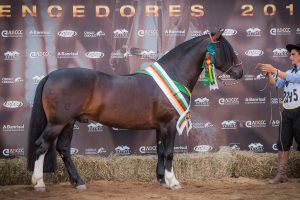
left=42, top=67, right=175, bottom=129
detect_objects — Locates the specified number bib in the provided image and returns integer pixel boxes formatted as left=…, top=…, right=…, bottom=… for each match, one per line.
left=283, top=82, right=300, bottom=109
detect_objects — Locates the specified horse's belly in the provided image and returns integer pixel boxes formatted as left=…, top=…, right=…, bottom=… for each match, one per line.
left=98, top=104, right=156, bottom=130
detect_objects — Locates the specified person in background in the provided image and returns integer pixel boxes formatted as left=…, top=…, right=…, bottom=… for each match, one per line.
left=259, top=42, right=300, bottom=184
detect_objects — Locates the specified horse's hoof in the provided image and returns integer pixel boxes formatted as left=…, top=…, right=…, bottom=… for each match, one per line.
left=34, top=186, right=46, bottom=192
left=170, top=184, right=182, bottom=190
left=76, top=184, right=87, bottom=191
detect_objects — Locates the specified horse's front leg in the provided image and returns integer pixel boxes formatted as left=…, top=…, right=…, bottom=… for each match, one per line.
left=163, top=119, right=182, bottom=190
left=56, top=122, right=86, bottom=191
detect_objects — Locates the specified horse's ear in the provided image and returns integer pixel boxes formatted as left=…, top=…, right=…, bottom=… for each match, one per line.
left=212, top=29, right=224, bottom=41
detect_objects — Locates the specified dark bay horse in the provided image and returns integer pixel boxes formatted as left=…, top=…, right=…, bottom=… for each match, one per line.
left=27, top=30, right=243, bottom=192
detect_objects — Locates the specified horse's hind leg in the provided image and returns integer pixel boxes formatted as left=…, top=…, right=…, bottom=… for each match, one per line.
left=56, top=121, right=86, bottom=191
left=32, top=124, right=64, bottom=192
left=163, top=119, right=181, bottom=190
left=156, top=128, right=166, bottom=185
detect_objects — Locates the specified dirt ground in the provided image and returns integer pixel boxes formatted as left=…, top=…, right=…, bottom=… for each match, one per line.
left=1, top=178, right=300, bottom=200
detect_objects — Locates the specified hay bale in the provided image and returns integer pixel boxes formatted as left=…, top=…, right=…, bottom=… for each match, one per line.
left=174, top=148, right=235, bottom=180
left=1, top=149, right=300, bottom=185
left=0, top=157, right=31, bottom=185
left=233, top=151, right=277, bottom=179
left=287, top=151, right=300, bottom=178
left=234, top=150, right=300, bottom=179
left=107, top=155, right=156, bottom=181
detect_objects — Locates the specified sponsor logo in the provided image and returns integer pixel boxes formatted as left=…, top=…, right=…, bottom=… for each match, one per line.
left=218, top=74, right=235, bottom=81
left=271, top=98, right=282, bottom=104
left=2, top=148, right=24, bottom=157
left=29, top=30, right=51, bottom=37
left=271, top=120, right=280, bottom=127
left=84, top=30, right=105, bottom=38
left=229, top=143, right=241, bottom=150
left=85, top=51, right=104, bottom=59
left=32, top=75, right=45, bottom=85
left=1, top=30, right=23, bottom=37
left=87, top=122, right=103, bottom=132
left=110, top=50, right=125, bottom=59
left=58, top=30, right=77, bottom=37
left=174, top=145, right=188, bottom=153
left=246, top=28, right=262, bottom=37
left=222, top=28, right=237, bottom=36
left=140, top=50, right=157, bottom=60
left=85, top=148, right=98, bottom=155
left=70, top=148, right=79, bottom=155
left=272, top=144, right=278, bottom=151
left=139, top=145, right=157, bottom=154
left=194, top=97, right=210, bottom=106
left=190, top=30, right=210, bottom=37
left=256, top=74, right=265, bottom=80
left=3, top=124, right=25, bottom=132
left=57, top=51, right=79, bottom=58
left=73, top=124, right=80, bottom=130
left=112, top=127, right=128, bottom=131
left=113, top=29, right=129, bottom=38
left=193, top=121, right=213, bottom=129
left=4, top=51, right=20, bottom=60
left=165, top=29, right=186, bottom=37
left=137, top=29, right=158, bottom=37
left=84, top=148, right=107, bottom=155
left=3, top=101, right=23, bottom=108
left=29, top=51, right=51, bottom=58
left=115, top=145, right=131, bottom=155
left=273, top=48, right=288, bottom=57
left=244, top=97, right=266, bottom=104
left=221, top=120, right=237, bottom=129
left=1, top=77, right=24, bottom=84
left=248, top=143, right=264, bottom=152
left=191, top=30, right=204, bottom=37
left=270, top=28, right=291, bottom=36
left=244, top=74, right=266, bottom=81
left=194, top=145, right=213, bottom=152
left=245, top=49, right=264, bottom=57
left=97, top=147, right=107, bottom=154
left=245, top=120, right=267, bottom=128
left=218, top=97, right=239, bottom=105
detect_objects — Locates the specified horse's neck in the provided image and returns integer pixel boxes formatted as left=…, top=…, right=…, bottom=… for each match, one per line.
left=160, top=38, right=209, bottom=92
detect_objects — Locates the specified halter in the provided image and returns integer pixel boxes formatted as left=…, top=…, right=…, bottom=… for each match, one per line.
left=204, top=34, right=242, bottom=87
left=217, top=60, right=243, bottom=86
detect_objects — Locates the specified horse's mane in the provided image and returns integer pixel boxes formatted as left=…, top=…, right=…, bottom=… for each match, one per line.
left=160, top=34, right=236, bottom=66
left=218, top=36, right=236, bottom=66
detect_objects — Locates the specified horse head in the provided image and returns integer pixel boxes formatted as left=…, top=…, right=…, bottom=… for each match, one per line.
left=210, top=29, right=243, bottom=80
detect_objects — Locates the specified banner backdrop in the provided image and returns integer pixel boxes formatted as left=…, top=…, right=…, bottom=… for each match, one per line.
left=0, top=0, right=299, bottom=157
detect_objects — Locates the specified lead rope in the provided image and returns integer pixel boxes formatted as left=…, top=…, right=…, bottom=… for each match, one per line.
left=255, top=63, right=283, bottom=150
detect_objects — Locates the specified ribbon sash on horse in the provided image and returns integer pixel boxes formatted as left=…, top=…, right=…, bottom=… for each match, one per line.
left=145, top=62, right=192, bottom=135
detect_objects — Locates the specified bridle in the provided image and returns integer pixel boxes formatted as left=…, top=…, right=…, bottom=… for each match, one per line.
left=208, top=33, right=243, bottom=86
left=217, top=61, right=243, bottom=86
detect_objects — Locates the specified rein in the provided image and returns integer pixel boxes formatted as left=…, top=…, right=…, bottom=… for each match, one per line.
left=254, top=63, right=269, bottom=91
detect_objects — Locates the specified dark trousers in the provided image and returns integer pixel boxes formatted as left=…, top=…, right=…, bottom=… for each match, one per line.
left=277, top=106, right=300, bottom=151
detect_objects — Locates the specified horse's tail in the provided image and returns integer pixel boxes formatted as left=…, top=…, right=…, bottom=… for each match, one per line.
left=27, top=75, right=57, bottom=172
